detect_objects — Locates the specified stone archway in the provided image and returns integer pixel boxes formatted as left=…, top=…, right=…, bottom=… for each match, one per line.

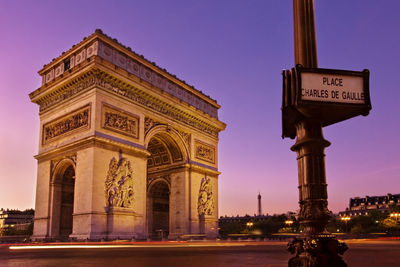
left=146, top=129, right=187, bottom=239
left=49, top=160, right=76, bottom=239
left=30, top=31, right=225, bottom=241
left=147, top=179, right=170, bottom=239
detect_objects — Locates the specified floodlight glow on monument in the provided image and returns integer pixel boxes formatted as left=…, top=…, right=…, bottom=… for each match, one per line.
left=29, top=29, right=226, bottom=241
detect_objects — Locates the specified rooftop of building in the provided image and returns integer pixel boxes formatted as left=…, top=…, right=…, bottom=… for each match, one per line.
left=350, top=193, right=400, bottom=205
left=0, top=209, right=34, bottom=215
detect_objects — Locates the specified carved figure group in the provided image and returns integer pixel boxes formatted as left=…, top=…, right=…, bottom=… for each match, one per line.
left=44, top=110, right=89, bottom=141
left=197, top=176, right=214, bottom=216
left=104, top=111, right=137, bottom=136
left=105, top=156, right=134, bottom=208
left=195, top=142, right=215, bottom=163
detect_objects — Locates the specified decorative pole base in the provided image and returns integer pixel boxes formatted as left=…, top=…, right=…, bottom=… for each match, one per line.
left=287, top=119, right=348, bottom=266
left=288, top=235, right=348, bottom=267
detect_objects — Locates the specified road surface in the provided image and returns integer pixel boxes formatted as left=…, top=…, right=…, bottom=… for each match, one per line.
left=0, top=239, right=399, bottom=266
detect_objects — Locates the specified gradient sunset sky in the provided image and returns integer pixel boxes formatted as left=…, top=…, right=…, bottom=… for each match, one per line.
left=1, top=0, right=399, bottom=216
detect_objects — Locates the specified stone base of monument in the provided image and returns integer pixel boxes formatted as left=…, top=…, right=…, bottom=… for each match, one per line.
left=193, top=215, right=218, bottom=239
left=105, top=206, right=138, bottom=240
left=288, top=235, right=348, bottom=267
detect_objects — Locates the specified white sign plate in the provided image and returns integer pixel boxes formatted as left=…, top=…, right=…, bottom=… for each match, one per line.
left=300, top=72, right=365, bottom=104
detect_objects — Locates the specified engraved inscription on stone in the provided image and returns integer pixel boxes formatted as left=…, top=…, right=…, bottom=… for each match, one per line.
left=102, top=104, right=139, bottom=139
left=197, top=176, right=214, bottom=216
left=195, top=140, right=215, bottom=164
left=43, top=105, right=90, bottom=144
left=105, top=156, right=134, bottom=208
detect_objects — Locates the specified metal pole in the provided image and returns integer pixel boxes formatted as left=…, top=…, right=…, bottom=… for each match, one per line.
left=293, top=0, right=318, bottom=68
left=287, top=1, right=348, bottom=266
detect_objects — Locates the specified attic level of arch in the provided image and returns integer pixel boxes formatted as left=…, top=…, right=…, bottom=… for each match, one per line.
left=33, top=33, right=219, bottom=119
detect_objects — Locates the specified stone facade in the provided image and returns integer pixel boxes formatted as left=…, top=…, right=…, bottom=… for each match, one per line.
left=29, top=30, right=226, bottom=241
left=338, top=193, right=400, bottom=217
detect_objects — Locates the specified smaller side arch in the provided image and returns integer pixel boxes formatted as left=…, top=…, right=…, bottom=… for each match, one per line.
left=48, top=157, right=76, bottom=239
left=51, top=158, right=76, bottom=184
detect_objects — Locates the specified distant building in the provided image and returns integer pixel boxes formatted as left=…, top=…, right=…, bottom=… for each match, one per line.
left=338, top=193, right=400, bottom=217
left=0, top=209, right=34, bottom=233
left=219, top=214, right=271, bottom=224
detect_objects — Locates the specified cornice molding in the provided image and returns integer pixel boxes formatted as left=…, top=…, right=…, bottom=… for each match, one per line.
left=33, top=68, right=224, bottom=138
left=35, top=134, right=150, bottom=162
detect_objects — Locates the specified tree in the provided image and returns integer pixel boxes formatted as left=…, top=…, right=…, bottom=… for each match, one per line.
left=382, top=218, right=400, bottom=233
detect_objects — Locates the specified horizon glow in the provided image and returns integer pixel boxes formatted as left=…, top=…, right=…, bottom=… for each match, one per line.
left=1, top=1, right=399, bottom=216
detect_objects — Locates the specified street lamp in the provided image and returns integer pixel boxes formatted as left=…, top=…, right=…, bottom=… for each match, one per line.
left=341, top=216, right=351, bottom=233
left=285, top=220, right=294, bottom=232
left=285, top=220, right=294, bottom=226
left=390, top=212, right=400, bottom=220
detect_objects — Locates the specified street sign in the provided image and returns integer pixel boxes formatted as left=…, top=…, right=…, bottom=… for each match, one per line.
left=281, top=66, right=371, bottom=139
left=297, top=67, right=370, bottom=105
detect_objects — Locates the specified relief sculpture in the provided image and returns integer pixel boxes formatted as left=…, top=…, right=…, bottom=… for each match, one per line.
left=43, top=106, right=89, bottom=143
left=38, top=71, right=220, bottom=137
left=105, top=155, right=134, bottom=208
left=144, top=117, right=159, bottom=134
left=195, top=140, right=215, bottom=163
left=197, top=176, right=214, bottom=216
left=103, top=105, right=139, bottom=138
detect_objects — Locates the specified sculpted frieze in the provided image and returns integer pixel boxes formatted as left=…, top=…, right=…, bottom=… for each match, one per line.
left=105, top=155, right=134, bottom=208
left=39, top=70, right=219, bottom=138
left=194, top=140, right=215, bottom=164
left=38, top=74, right=97, bottom=111
left=102, top=104, right=139, bottom=139
left=197, top=176, right=214, bottom=216
left=43, top=105, right=90, bottom=144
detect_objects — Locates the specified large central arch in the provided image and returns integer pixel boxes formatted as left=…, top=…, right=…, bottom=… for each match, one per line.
left=147, top=179, right=170, bottom=239
left=145, top=126, right=188, bottom=239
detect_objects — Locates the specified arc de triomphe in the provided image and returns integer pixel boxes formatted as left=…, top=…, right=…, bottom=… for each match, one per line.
left=29, top=30, right=226, bottom=241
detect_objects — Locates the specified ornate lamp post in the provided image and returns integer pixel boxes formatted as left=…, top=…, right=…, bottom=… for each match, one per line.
left=285, top=1, right=350, bottom=266
left=340, top=217, right=351, bottom=233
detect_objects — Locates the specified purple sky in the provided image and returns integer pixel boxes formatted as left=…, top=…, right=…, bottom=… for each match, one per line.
left=1, top=0, right=399, bottom=216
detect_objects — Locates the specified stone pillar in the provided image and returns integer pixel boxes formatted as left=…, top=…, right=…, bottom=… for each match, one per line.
left=49, top=183, right=62, bottom=238
left=169, top=170, right=188, bottom=239
left=32, top=160, right=51, bottom=240
left=106, top=207, right=137, bottom=240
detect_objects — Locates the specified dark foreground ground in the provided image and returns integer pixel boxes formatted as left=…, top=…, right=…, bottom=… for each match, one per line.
left=0, top=239, right=399, bottom=267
